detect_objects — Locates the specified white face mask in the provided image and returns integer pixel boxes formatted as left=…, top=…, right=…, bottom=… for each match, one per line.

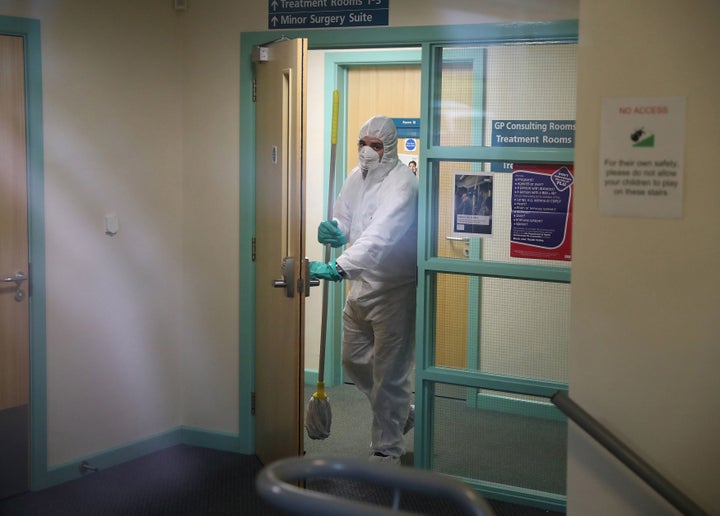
left=358, top=145, right=381, bottom=172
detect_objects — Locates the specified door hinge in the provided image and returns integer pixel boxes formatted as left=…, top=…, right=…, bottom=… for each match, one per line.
left=251, top=391, right=256, bottom=415
left=252, top=78, right=257, bottom=102
left=252, top=237, right=256, bottom=261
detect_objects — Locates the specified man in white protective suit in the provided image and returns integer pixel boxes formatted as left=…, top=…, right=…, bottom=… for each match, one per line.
left=309, top=115, right=418, bottom=465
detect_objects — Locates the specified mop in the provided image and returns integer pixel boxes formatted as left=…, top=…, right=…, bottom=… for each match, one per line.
left=305, top=90, right=339, bottom=440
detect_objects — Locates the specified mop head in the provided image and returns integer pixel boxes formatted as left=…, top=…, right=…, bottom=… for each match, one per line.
left=305, top=382, right=332, bottom=440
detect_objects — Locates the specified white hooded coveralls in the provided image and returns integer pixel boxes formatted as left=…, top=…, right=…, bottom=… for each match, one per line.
left=334, top=116, right=418, bottom=458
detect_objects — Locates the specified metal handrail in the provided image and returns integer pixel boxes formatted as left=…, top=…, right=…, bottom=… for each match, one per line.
left=256, top=456, right=495, bottom=516
left=551, top=391, right=708, bottom=516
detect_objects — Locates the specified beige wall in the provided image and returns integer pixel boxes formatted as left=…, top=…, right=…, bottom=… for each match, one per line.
left=570, top=1, right=720, bottom=514
left=2, top=1, right=185, bottom=464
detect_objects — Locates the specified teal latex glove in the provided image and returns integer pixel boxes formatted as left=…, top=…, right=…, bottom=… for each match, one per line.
left=309, top=260, right=343, bottom=282
left=318, top=220, right=347, bottom=248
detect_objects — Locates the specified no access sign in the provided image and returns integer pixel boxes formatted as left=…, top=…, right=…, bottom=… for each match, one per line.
left=268, top=0, right=389, bottom=29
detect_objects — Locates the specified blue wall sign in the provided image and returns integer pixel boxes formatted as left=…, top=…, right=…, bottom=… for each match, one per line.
left=268, top=0, right=389, bottom=30
left=392, top=117, right=420, bottom=138
left=404, top=138, right=417, bottom=152
left=491, top=119, right=575, bottom=172
left=492, top=120, right=575, bottom=147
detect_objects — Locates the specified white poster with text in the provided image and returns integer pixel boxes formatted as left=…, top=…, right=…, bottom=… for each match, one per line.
left=599, top=96, right=685, bottom=218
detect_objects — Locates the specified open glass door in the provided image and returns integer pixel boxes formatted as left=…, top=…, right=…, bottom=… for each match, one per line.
left=415, top=41, right=577, bottom=511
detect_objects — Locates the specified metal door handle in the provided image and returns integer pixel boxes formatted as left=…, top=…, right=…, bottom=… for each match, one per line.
left=1, top=271, right=27, bottom=285
left=304, top=258, right=319, bottom=297
left=272, top=259, right=321, bottom=298
left=273, top=257, right=295, bottom=298
left=1, top=271, right=28, bottom=302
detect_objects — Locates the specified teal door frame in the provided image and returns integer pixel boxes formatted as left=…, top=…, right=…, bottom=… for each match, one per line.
left=315, top=48, right=422, bottom=388
left=0, top=15, right=47, bottom=490
left=240, top=19, right=577, bottom=510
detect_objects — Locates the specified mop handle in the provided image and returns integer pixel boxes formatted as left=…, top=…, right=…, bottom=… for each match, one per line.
left=318, top=90, right=339, bottom=383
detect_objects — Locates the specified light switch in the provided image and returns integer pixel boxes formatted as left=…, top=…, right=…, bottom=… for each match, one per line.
left=104, top=213, right=119, bottom=236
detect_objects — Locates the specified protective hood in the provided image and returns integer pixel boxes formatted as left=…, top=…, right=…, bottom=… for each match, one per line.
left=358, top=115, right=399, bottom=169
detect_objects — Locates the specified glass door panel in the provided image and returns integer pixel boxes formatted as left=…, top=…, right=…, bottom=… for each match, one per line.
left=431, top=382, right=567, bottom=495
left=417, top=35, right=577, bottom=511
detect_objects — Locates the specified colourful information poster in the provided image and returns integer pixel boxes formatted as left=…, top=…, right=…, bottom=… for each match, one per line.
left=510, top=164, right=573, bottom=261
left=452, top=173, right=493, bottom=237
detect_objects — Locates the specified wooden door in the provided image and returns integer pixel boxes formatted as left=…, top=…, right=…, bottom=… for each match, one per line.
left=345, top=66, right=421, bottom=175
left=0, top=34, right=30, bottom=499
left=254, top=38, right=308, bottom=465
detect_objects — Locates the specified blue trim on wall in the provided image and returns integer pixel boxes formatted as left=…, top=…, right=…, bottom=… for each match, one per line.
left=0, top=15, right=47, bottom=492
left=178, top=426, right=246, bottom=452
left=40, top=427, right=243, bottom=488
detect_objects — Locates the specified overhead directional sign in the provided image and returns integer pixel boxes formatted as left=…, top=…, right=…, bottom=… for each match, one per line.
left=268, top=0, right=389, bottom=30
